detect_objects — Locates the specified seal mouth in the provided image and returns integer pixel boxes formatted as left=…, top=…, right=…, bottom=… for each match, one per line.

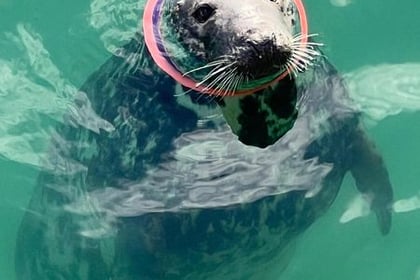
left=143, top=0, right=320, bottom=96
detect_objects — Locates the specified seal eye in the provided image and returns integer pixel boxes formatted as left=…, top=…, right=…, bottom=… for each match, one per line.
left=192, top=4, right=215, bottom=23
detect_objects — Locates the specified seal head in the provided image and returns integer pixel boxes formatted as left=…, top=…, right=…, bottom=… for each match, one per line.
left=170, top=0, right=296, bottom=78
left=157, top=0, right=305, bottom=94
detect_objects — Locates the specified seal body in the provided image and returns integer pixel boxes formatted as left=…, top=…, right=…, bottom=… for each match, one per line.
left=15, top=0, right=393, bottom=279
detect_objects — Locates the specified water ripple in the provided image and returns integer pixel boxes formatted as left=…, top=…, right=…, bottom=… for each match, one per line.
left=0, top=24, right=114, bottom=169
left=346, top=63, right=420, bottom=125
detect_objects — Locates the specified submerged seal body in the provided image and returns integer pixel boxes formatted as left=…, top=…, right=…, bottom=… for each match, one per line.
left=16, top=0, right=393, bottom=279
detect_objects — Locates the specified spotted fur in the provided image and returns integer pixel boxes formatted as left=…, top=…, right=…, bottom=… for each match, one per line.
left=16, top=1, right=393, bottom=279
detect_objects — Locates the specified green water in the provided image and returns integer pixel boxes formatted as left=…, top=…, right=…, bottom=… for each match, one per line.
left=1, top=0, right=420, bottom=279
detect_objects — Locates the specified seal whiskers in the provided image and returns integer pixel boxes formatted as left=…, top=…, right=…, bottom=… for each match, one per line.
left=229, top=74, right=244, bottom=96
left=175, top=59, right=235, bottom=99
left=196, top=61, right=236, bottom=88
left=285, top=33, right=323, bottom=75
left=220, top=69, right=241, bottom=97
left=182, top=59, right=227, bottom=76
left=202, top=66, right=237, bottom=97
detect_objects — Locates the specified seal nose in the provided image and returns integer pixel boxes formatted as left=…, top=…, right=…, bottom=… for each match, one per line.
left=247, top=39, right=291, bottom=64
left=239, top=38, right=291, bottom=79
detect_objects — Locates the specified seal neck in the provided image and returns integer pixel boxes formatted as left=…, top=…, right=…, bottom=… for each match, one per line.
left=217, top=77, right=298, bottom=148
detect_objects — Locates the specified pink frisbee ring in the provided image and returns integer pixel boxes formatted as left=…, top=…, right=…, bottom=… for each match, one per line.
left=143, top=0, right=308, bottom=96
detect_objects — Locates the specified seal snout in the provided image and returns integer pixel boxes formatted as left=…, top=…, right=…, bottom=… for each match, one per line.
left=237, top=38, right=292, bottom=79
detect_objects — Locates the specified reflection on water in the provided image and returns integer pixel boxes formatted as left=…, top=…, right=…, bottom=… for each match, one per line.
left=347, top=64, right=420, bottom=124
left=330, top=0, right=352, bottom=7
left=0, top=25, right=114, bottom=169
left=2, top=24, right=420, bottom=174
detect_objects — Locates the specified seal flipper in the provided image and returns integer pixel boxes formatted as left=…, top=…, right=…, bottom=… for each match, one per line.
left=349, top=126, right=394, bottom=235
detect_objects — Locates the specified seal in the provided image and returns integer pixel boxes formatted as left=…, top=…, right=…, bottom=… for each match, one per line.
left=15, top=0, right=394, bottom=279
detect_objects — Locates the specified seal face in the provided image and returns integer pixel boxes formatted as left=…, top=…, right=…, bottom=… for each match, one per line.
left=15, top=0, right=394, bottom=279
left=170, top=0, right=295, bottom=79
left=156, top=0, right=312, bottom=94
